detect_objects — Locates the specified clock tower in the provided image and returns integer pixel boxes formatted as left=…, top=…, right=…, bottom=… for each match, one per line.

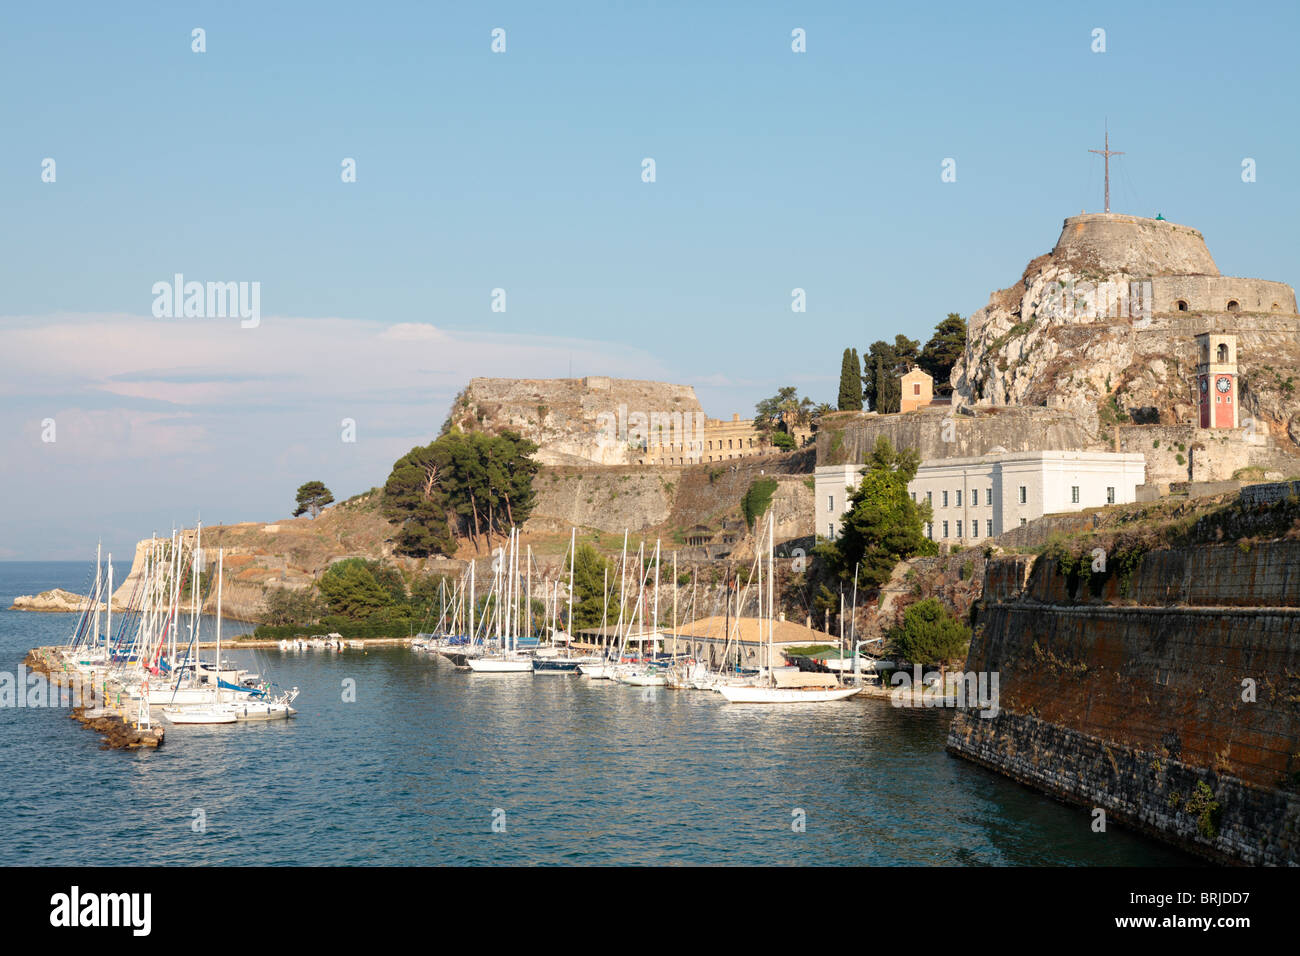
left=1196, top=332, right=1238, bottom=429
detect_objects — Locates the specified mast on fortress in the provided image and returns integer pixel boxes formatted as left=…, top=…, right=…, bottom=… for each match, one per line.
left=1088, top=127, right=1124, bottom=214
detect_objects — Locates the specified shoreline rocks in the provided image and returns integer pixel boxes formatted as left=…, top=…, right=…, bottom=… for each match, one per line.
left=8, top=588, right=124, bottom=613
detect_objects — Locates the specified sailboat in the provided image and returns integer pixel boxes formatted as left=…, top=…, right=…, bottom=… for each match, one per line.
left=163, top=546, right=237, bottom=724
left=163, top=546, right=299, bottom=723
left=467, top=528, right=534, bottom=673
left=717, top=515, right=862, bottom=704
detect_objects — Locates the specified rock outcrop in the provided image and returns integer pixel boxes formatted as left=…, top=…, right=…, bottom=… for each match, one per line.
left=445, top=376, right=705, bottom=466
left=951, top=213, right=1300, bottom=479
left=8, top=588, right=125, bottom=613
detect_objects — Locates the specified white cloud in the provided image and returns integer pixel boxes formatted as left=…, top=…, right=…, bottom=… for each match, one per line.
left=0, top=311, right=669, bottom=556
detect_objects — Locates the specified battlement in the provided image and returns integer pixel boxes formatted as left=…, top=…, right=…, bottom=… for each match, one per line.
left=1053, top=213, right=1219, bottom=277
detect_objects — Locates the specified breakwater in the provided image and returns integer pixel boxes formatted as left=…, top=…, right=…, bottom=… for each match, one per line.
left=948, top=540, right=1300, bottom=865
left=23, top=646, right=164, bottom=750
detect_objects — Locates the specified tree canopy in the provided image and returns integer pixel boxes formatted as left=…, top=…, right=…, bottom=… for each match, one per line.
left=863, top=336, right=920, bottom=413
left=567, top=543, right=615, bottom=631
left=318, top=558, right=397, bottom=620
left=755, top=386, right=816, bottom=438
left=293, top=481, right=335, bottom=518
left=888, top=597, right=970, bottom=666
left=382, top=429, right=540, bottom=556
left=918, top=313, right=967, bottom=386
left=817, top=436, right=935, bottom=589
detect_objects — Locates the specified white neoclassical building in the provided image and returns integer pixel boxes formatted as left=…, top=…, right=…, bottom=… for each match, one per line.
left=814, top=449, right=1147, bottom=544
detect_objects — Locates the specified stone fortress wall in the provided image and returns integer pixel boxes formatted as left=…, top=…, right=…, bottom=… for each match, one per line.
left=949, top=540, right=1300, bottom=865
left=452, top=376, right=704, bottom=466
left=1052, top=213, right=1219, bottom=276
left=1149, top=275, right=1297, bottom=315
left=1052, top=213, right=1297, bottom=316
left=454, top=376, right=797, bottom=468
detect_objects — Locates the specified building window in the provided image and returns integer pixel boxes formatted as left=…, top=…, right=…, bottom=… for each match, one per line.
left=1020, top=517, right=1027, bottom=527
left=925, top=522, right=933, bottom=540
left=942, top=490, right=949, bottom=507
left=926, top=491, right=932, bottom=505
left=1071, top=486, right=1080, bottom=504
left=911, top=491, right=916, bottom=502
left=956, top=520, right=963, bottom=538
left=1226, top=300, right=1239, bottom=313
left=972, top=489, right=979, bottom=507
left=1176, top=299, right=1188, bottom=311
left=1218, top=343, right=1229, bottom=362
left=913, top=384, right=921, bottom=395
left=1106, top=486, right=1115, bottom=504
left=955, top=490, right=962, bottom=507
left=827, top=494, right=834, bottom=513
left=828, top=524, right=835, bottom=540
left=986, top=520, right=993, bottom=537
left=1018, top=486, right=1027, bottom=504
left=987, top=486, right=993, bottom=505
left=942, top=521, right=949, bottom=538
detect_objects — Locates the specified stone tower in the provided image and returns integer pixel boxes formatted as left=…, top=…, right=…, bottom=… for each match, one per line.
left=1196, top=332, right=1238, bottom=429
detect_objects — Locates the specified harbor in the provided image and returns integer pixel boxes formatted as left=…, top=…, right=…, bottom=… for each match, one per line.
left=0, top=569, right=1195, bottom=867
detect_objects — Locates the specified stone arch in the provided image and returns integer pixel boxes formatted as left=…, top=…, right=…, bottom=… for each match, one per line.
left=1227, top=300, right=1240, bottom=312
left=1217, top=343, right=1229, bottom=363
left=1176, top=299, right=1189, bottom=311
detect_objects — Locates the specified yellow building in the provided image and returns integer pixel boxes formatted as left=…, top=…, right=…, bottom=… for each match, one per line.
left=900, top=367, right=935, bottom=413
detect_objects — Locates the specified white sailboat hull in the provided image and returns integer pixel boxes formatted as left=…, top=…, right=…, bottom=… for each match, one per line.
left=717, top=685, right=864, bottom=704
left=161, top=707, right=237, bottom=725
left=466, top=657, right=534, bottom=673
left=618, top=672, right=667, bottom=686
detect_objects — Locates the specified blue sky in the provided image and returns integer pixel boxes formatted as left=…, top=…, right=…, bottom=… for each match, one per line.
left=2, top=1, right=1298, bottom=559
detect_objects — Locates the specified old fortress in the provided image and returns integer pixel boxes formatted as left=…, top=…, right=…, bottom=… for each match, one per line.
left=450, top=207, right=1300, bottom=551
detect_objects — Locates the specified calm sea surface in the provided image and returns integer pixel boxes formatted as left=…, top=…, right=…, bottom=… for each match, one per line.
left=0, top=561, right=1194, bottom=866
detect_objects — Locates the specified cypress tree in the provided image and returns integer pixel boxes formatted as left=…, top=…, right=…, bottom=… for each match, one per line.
left=837, top=348, right=863, bottom=410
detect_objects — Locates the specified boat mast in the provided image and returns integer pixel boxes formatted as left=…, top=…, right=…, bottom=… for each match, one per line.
left=652, top=539, right=660, bottom=658
left=170, top=529, right=181, bottom=667
left=756, top=529, right=763, bottom=675
left=601, top=565, right=608, bottom=647
left=768, top=514, right=775, bottom=684
left=214, top=548, right=223, bottom=706
left=192, top=522, right=202, bottom=674
left=92, top=542, right=102, bottom=655
left=106, top=555, right=113, bottom=671
left=469, top=559, right=475, bottom=645
left=671, top=551, right=677, bottom=658
left=566, top=527, right=575, bottom=648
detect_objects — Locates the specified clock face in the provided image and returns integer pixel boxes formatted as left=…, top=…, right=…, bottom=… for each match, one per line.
left=1216, top=376, right=1231, bottom=394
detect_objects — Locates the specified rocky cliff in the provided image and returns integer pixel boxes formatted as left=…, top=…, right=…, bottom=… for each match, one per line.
left=950, top=213, right=1300, bottom=478
left=445, top=376, right=704, bottom=466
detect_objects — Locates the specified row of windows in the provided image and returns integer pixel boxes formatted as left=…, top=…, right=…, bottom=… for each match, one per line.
left=832, top=484, right=1120, bottom=517
left=912, top=488, right=997, bottom=508
left=925, top=519, right=995, bottom=540
left=707, top=437, right=757, bottom=451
